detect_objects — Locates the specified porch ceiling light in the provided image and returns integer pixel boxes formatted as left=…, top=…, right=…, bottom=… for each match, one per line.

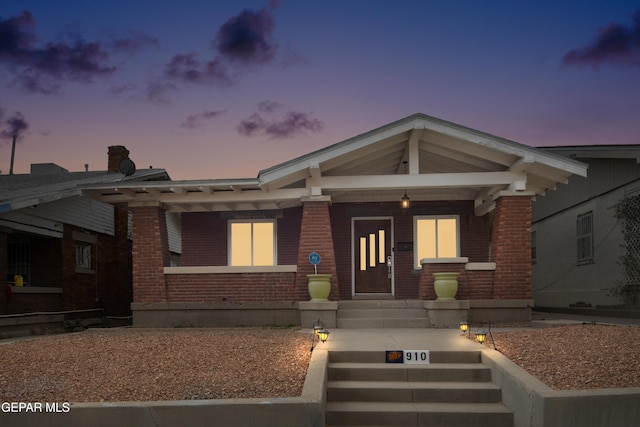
left=401, top=192, right=411, bottom=209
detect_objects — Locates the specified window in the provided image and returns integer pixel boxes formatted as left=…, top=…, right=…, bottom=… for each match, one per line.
left=576, top=212, right=594, bottom=264
left=414, top=216, right=459, bottom=268
left=229, top=220, right=276, bottom=266
left=76, top=242, right=92, bottom=269
left=73, top=231, right=97, bottom=273
left=8, top=238, right=30, bottom=285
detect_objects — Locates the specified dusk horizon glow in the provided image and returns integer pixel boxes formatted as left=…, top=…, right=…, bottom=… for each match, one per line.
left=2, top=1, right=639, bottom=180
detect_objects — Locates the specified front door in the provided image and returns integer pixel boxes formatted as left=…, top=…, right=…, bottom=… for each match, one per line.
left=353, top=218, right=393, bottom=295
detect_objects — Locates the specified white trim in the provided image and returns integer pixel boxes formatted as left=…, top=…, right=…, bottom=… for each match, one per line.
left=420, top=257, right=469, bottom=265
left=465, top=262, right=496, bottom=270
left=164, top=265, right=297, bottom=274
left=351, top=216, right=394, bottom=297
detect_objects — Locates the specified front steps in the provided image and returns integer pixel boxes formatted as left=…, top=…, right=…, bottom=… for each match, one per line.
left=325, top=350, right=513, bottom=427
left=337, top=300, right=429, bottom=328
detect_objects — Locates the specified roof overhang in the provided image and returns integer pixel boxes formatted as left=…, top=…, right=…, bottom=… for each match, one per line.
left=82, top=113, right=588, bottom=215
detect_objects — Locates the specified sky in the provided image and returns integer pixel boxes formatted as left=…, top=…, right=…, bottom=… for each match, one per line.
left=1, top=0, right=639, bottom=180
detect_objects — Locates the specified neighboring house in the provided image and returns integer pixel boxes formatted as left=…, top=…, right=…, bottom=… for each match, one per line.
left=84, top=113, right=587, bottom=327
left=532, top=145, right=640, bottom=308
left=0, top=146, right=170, bottom=317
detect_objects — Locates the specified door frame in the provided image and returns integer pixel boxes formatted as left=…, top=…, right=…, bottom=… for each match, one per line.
left=351, top=216, right=395, bottom=297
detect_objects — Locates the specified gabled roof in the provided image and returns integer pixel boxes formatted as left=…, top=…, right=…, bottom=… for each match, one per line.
left=83, top=113, right=588, bottom=215
left=0, top=168, right=169, bottom=213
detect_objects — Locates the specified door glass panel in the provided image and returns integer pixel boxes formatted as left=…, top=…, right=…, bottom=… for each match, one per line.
left=369, top=233, right=376, bottom=267
left=378, top=229, right=385, bottom=263
left=360, top=237, right=367, bottom=271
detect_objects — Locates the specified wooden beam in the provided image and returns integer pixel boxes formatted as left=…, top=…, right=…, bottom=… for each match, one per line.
left=408, top=127, right=422, bottom=174
left=317, top=171, right=523, bottom=190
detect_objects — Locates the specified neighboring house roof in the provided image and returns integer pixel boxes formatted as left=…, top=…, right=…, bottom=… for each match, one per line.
left=533, top=144, right=640, bottom=222
left=83, top=113, right=588, bottom=215
left=0, top=167, right=169, bottom=213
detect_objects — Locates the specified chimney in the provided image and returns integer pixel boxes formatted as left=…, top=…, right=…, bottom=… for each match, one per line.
left=108, top=146, right=129, bottom=172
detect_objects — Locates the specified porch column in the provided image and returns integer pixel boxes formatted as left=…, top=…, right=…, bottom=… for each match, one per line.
left=295, top=197, right=339, bottom=301
left=490, top=195, right=532, bottom=299
left=131, top=203, right=170, bottom=303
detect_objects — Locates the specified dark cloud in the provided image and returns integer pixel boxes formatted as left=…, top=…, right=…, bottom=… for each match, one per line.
left=563, top=11, right=640, bottom=69
left=0, top=109, right=29, bottom=141
left=164, top=53, right=232, bottom=85
left=163, top=4, right=280, bottom=86
left=181, top=110, right=224, bottom=129
left=108, top=31, right=159, bottom=54
left=238, top=103, right=323, bottom=139
left=109, top=81, right=176, bottom=104
left=213, top=7, right=277, bottom=65
left=0, top=11, right=156, bottom=94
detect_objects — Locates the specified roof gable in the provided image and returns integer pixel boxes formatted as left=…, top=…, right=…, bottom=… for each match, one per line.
left=258, top=113, right=587, bottom=194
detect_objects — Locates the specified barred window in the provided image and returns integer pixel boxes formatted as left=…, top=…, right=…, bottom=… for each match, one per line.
left=576, top=212, right=594, bottom=264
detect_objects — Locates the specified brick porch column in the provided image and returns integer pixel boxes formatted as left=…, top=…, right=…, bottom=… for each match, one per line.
left=490, top=195, right=532, bottom=299
left=295, top=197, right=339, bottom=301
left=131, top=204, right=170, bottom=303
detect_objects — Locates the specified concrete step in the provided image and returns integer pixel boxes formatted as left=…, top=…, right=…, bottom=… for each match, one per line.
left=326, top=380, right=503, bottom=403
left=325, top=401, right=513, bottom=427
left=338, top=308, right=428, bottom=319
left=328, top=362, right=492, bottom=382
left=338, top=300, right=424, bottom=309
left=336, top=317, right=430, bottom=329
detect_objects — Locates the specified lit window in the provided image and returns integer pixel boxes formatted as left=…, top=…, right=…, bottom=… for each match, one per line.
left=414, top=216, right=459, bottom=268
left=229, top=220, right=276, bottom=266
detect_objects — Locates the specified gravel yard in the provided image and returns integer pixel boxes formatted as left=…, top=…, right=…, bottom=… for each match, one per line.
left=1, top=324, right=639, bottom=403
left=0, top=328, right=311, bottom=402
left=475, top=324, right=640, bottom=390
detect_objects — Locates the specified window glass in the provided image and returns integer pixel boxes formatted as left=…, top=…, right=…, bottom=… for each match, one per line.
left=414, top=216, right=459, bottom=268
left=229, top=220, right=275, bottom=266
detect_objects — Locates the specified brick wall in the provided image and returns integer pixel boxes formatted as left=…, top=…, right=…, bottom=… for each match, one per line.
left=166, top=273, right=296, bottom=302
left=490, top=196, right=532, bottom=299
left=295, top=201, right=339, bottom=300
left=132, top=205, right=170, bottom=303
left=181, top=208, right=301, bottom=267
left=418, top=264, right=495, bottom=300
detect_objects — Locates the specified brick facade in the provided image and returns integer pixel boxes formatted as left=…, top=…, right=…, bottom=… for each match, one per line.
left=132, top=196, right=531, bottom=305
left=132, top=205, right=170, bottom=303
left=490, top=196, right=532, bottom=299
left=295, top=200, right=339, bottom=300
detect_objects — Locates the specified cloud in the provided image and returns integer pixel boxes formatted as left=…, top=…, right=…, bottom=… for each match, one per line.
left=238, top=102, right=323, bottom=139
left=563, top=10, right=640, bottom=69
left=0, top=109, right=29, bottom=142
left=181, top=110, right=224, bottom=129
left=163, top=3, right=280, bottom=86
left=0, top=11, right=157, bottom=94
left=213, top=7, right=277, bottom=65
left=164, top=53, right=232, bottom=85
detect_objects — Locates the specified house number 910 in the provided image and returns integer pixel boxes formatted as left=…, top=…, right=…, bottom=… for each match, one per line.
left=403, top=350, right=430, bottom=364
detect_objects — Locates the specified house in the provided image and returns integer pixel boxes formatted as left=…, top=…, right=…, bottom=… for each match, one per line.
left=0, top=146, right=171, bottom=321
left=83, top=113, right=588, bottom=327
left=532, top=145, right=640, bottom=308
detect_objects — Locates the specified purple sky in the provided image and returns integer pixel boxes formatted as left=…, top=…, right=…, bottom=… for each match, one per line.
left=2, top=1, right=639, bottom=179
